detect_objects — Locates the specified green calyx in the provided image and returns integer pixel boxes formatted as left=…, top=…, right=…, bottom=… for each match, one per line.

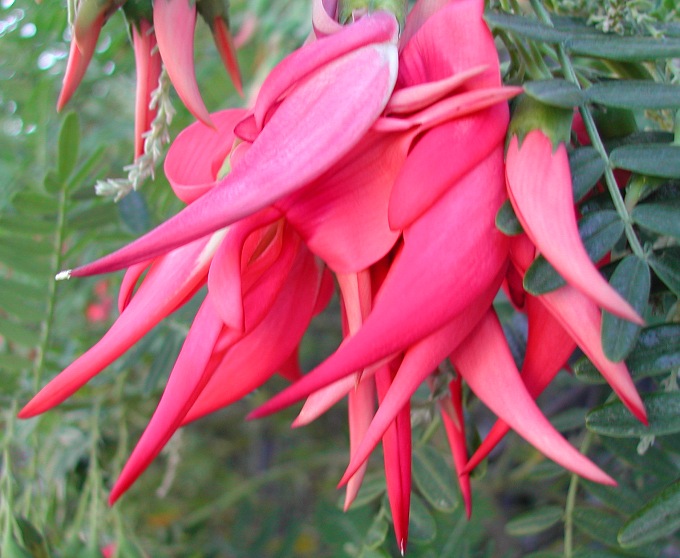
left=508, top=94, right=573, bottom=149
left=196, top=0, right=230, bottom=30
left=338, top=0, right=407, bottom=29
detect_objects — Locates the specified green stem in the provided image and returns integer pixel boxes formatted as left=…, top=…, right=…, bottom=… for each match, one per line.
left=563, top=431, right=594, bottom=558
left=529, top=0, right=646, bottom=260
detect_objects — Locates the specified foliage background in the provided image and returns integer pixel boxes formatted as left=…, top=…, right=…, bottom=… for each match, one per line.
left=1, top=0, right=680, bottom=556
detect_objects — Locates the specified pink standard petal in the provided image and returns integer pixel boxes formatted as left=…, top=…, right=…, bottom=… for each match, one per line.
left=249, top=146, right=509, bottom=419
left=505, top=131, right=642, bottom=324
left=66, top=40, right=398, bottom=278
left=109, top=297, right=225, bottom=503
left=453, top=310, right=615, bottom=485
left=19, top=234, right=221, bottom=419
left=154, top=0, right=213, bottom=127
left=397, top=0, right=499, bottom=90
left=251, top=11, right=398, bottom=129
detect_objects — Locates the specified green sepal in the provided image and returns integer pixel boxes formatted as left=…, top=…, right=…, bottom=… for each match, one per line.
left=508, top=95, right=572, bottom=149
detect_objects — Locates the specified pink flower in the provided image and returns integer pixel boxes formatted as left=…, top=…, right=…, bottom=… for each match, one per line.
left=57, top=0, right=243, bottom=157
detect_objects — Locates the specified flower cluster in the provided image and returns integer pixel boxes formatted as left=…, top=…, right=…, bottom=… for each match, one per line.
left=23, top=0, right=647, bottom=551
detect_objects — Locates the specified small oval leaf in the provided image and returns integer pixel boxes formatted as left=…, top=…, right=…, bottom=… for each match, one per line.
left=648, top=247, right=680, bottom=297
left=618, top=479, right=680, bottom=547
left=57, top=112, right=80, bottom=181
left=587, top=392, right=680, bottom=437
left=409, top=493, right=437, bottom=545
left=505, top=506, right=563, bottom=537
left=601, top=256, right=650, bottom=361
left=569, top=147, right=606, bottom=202
left=524, top=79, right=584, bottom=108
left=610, top=144, right=680, bottom=179
left=567, top=35, right=680, bottom=61
left=484, top=12, right=569, bottom=43
left=412, top=446, right=458, bottom=513
left=632, top=201, right=680, bottom=239
left=495, top=199, right=523, bottom=236
left=364, top=515, right=389, bottom=550
left=586, top=81, right=680, bottom=110
left=524, top=210, right=624, bottom=295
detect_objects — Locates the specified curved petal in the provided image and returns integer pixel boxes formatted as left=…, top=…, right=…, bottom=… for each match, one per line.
left=397, top=0, right=499, bottom=90
left=280, top=129, right=406, bottom=273
left=211, top=16, right=243, bottom=96
left=337, top=288, right=493, bottom=487
left=454, top=310, right=615, bottom=485
left=251, top=11, right=398, bottom=129
left=57, top=18, right=103, bottom=111
left=466, top=294, right=576, bottom=471
left=67, top=41, right=399, bottom=277
left=505, top=131, right=642, bottom=324
left=153, top=0, right=213, bottom=126
left=389, top=103, right=508, bottom=229
left=183, top=246, right=322, bottom=423
left=165, top=109, right=248, bottom=204
left=250, top=146, right=509, bottom=419
left=132, top=21, right=162, bottom=159
left=109, top=297, right=225, bottom=503
left=375, top=364, right=411, bottom=555
left=18, top=233, right=223, bottom=418
left=438, top=375, right=472, bottom=518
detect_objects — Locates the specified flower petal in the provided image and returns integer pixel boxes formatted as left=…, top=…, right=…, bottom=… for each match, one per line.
left=18, top=233, right=222, bottom=418
left=109, top=297, right=225, bottom=503
left=57, top=18, right=102, bottom=111
left=505, top=131, right=642, bottom=324
left=249, top=146, right=509, bottom=419
left=153, top=0, right=213, bottom=127
left=132, top=21, right=162, bottom=159
left=454, top=310, right=615, bottom=485
left=67, top=40, right=398, bottom=277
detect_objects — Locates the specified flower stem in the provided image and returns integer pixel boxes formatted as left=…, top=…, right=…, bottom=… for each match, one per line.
left=563, top=431, right=594, bottom=558
left=529, top=0, right=646, bottom=260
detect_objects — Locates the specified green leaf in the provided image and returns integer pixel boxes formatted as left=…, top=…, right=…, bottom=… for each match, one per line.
left=610, top=144, right=680, bottom=179
left=505, top=506, right=563, bottom=537
left=0, top=243, right=51, bottom=275
left=495, top=200, right=523, bottom=236
left=15, top=517, right=50, bottom=558
left=524, top=79, right=584, bottom=108
left=57, top=112, right=80, bottom=181
left=67, top=203, right=119, bottom=229
left=586, top=392, right=680, bottom=437
left=632, top=201, right=680, bottom=239
left=484, top=12, right=569, bottom=42
left=586, top=81, right=680, bottom=110
left=363, top=515, right=389, bottom=550
left=601, top=256, right=650, bottom=361
left=10, top=191, right=57, bottom=215
left=345, top=475, right=385, bottom=509
left=569, top=147, right=606, bottom=202
left=412, top=446, right=458, bottom=513
left=0, top=319, right=39, bottom=346
left=619, top=479, right=680, bottom=547
left=118, top=190, right=151, bottom=234
left=581, top=479, right=643, bottom=515
left=572, top=507, right=622, bottom=547
left=0, top=214, right=55, bottom=236
left=566, top=35, right=680, bottom=61
left=524, top=210, right=624, bottom=294
left=648, top=247, right=680, bottom=297
left=409, top=493, right=437, bottom=545
left=600, top=436, right=678, bottom=479
left=582, top=321, right=680, bottom=385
